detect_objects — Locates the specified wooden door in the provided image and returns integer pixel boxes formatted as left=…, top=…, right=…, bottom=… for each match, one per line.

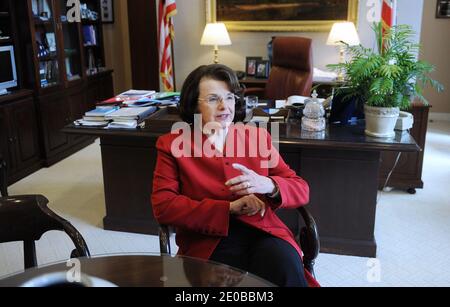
left=8, top=97, right=41, bottom=172
left=39, top=92, right=71, bottom=155
left=0, top=105, right=16, bottom=176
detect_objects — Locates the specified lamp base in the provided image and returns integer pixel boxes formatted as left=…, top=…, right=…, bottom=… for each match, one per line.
left=213, top=46, right=219, bottom=64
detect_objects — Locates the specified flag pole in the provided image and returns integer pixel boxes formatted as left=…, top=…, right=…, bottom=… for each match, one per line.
left=170, top=39, right=176, bottom=91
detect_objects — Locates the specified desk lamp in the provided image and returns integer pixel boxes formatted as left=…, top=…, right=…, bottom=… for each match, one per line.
left=326, top=22, right=360, bottom=81
left=200, top=23, right=232, bottom=64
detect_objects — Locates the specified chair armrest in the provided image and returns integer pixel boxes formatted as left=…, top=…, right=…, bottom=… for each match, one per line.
left=35, top=195, right=91, bottom=258
left=159, top=225, right=172, bottom=255
left=0, top=195, right=91, bottom=261
left=297, top=206, right=320, bottom=278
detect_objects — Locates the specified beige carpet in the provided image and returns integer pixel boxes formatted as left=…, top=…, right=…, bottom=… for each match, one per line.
left=1, top=121, right=449, bottom=286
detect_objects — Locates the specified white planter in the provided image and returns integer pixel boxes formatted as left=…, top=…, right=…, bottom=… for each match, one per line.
left=364, top=105, right=400, bottom=138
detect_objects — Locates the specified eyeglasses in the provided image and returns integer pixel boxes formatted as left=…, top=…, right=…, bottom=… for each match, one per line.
left=198, top=93, right=237, bottom=106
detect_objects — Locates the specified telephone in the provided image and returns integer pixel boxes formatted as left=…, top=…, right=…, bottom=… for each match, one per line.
left=395, top=111, right=414, bottom=131
left=287, top=95, right=308, bottom=105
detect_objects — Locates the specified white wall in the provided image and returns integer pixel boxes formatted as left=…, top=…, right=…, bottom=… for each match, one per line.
left=172, top=0, right=424, bottom=91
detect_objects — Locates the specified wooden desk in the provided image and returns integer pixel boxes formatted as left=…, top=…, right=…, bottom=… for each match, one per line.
left=378, top=103, right=430, bottom=193
left=63, top=115, right=419, bottom=257
left=0, top=255, right=273, bottom=287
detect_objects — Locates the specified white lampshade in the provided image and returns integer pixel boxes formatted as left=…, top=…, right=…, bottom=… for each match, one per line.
left=200, top=23, right=232, bottom=46
left=326, top=22, right=360, bottom=46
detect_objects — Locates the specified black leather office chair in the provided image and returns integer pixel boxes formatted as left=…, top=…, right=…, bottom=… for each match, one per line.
left=0, top=195, right=91, bottom=269
left=159, top=206, right=319, bottom=277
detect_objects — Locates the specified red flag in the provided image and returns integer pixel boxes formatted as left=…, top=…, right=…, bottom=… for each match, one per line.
left=381, top=0, right=396, bottom=51
left=159, top=0, right=177, bottom=92
left=381, top=0, right=396, bottom=32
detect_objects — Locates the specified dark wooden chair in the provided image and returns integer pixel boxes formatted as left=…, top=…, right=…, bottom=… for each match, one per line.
left=0, top=195, right=91, bottom=269
left=0, top=154, right=7, bottom=197
left=159, top=206, right=320, bottom=277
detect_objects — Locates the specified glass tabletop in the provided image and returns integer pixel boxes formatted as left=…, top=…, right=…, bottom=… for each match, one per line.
left=0, top=253, right=275, bottom=287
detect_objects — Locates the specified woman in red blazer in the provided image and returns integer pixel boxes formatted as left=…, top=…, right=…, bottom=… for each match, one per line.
left=152, top=64, right=319, bottom=287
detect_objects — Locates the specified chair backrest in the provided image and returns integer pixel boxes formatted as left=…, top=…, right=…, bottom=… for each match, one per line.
left=0, top=195, right=90, bottom=269
left=265, top=37, right=313, bottom=100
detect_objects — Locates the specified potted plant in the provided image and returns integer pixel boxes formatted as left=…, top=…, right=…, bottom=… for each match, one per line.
left=328, top=22, right=443, bottom=137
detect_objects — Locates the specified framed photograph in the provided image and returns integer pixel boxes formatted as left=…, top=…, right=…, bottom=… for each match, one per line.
left=100, top=0, right=114, bottom=23
left=207, top=0, right=358, bottom=32
left=255, top=60, right=270, bottom=79
left=245, top=57, right=262, bottom=77
left=436, top=0, right=450, bottom=18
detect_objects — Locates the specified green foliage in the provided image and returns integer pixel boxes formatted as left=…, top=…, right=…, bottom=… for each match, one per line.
left=327, top=22, right=443, bottom=109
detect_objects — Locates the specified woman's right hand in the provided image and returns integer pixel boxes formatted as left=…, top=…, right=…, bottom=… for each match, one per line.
left=230, top=195, right=266, bottom=217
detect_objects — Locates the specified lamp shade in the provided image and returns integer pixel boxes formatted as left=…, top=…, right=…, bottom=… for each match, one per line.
left=326, top=22, right=360, bottom=46
left=200, top=23, right=232, bottom=46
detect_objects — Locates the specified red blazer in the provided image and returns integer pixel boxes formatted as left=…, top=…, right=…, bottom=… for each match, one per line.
left=152, top=124, right=319, bottom=287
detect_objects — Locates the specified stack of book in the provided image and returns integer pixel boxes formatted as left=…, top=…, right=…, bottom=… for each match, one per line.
left=105, top=106, right=158, bottom=129
left=98, top=90, right=156, bottom=106
left=74, top=106, right=120, bottom=127
left=97, top=90, right=180, bottom=108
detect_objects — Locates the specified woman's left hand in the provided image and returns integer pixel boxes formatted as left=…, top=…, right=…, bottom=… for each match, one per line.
left=225, top=164, right=277, bottom=196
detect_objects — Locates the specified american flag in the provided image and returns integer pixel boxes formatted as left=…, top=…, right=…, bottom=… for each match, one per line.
left=381, top=0, right=396, bottom=51
left=381, top=0, right=396, bottom=32
left=159, top=0, right=177, bottom=92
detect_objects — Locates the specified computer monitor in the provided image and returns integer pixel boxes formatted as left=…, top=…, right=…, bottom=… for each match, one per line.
left=0, top=45, right=18, bottom=95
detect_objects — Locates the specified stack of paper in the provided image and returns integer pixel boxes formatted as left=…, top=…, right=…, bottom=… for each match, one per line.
left=98, top=90, right=180, bottom=108
left=125, top=91, right=181, bottom=107
left=313, top=68, right=338, bottom=82
left=74, top=106, right=120, bottom=127
left=99, top=90, right=156, bottom=106
left=105, top=106, right=158, bottom=129
left=84, top=106, right=120, bottom=121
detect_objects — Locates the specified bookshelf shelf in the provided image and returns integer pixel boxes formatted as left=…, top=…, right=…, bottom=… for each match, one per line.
left=37, top=55, right=58, bottom=61
left=81, top=20, right=99, bottom=25
left=32, top=19, right=53, bottom=26
left=0, top=39, right=13, bottom=44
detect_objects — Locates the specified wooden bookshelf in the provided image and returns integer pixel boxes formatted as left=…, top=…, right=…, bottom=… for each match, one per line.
left=0, top=0, right=113, bottom=188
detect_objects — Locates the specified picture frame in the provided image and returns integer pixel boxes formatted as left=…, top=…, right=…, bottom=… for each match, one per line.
left=436, top=0, right=450, bottom=18
left=255, top=60, right=270, bottom=79
left=100, top=0, right=114, bottom=24
left=245, top=57, right=262, bottom=77
left=207, top=0, right=359, bottom=32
